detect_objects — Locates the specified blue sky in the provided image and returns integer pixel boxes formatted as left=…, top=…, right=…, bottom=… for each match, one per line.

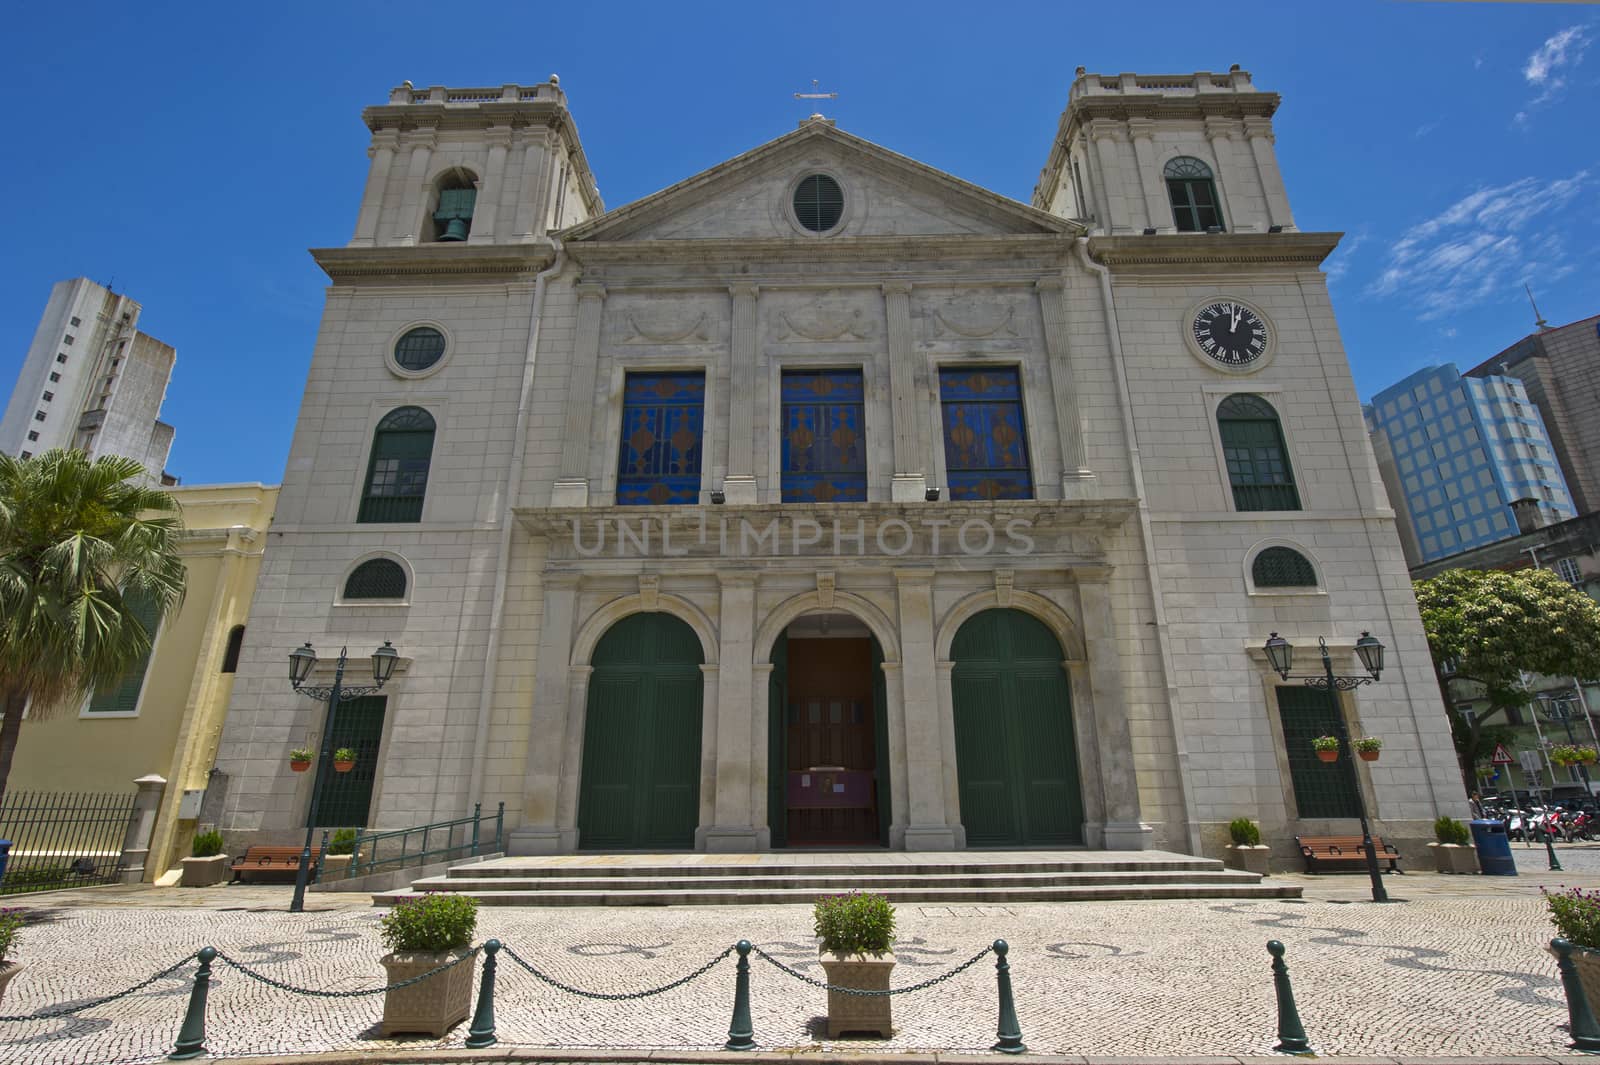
left=2, top=1, right=1595, bottom=486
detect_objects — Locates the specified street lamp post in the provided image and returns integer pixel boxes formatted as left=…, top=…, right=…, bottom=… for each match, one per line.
left=286, top=640, right=399, bottom=914
left=1265, top=631, right=1390, bottom=904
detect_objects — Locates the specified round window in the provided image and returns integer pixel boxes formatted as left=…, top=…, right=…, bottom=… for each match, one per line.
left=793, top=174, right=844, bottom=232
left=393, top=327, right=446, bottom=372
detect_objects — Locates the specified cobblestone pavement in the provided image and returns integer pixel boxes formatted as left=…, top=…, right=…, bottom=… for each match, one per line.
left=5, top=860, right=1600, bottom=1064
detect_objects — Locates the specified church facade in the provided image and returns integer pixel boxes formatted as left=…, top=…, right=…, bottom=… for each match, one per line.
left=212, top=70, right=1464, bottom=864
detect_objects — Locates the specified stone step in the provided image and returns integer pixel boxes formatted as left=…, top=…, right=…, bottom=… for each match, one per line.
left=413, top=869, right=1269, bottom=893
left=373, top=881, right=1301, bottom=906
left=445, top=857, right=1229, bottom=879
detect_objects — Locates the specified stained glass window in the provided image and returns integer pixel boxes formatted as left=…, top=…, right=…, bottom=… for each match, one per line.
left=781, top=369, right=867, bottom=502
left=617, top=371, right=705, bottom=505
left=1218, top=394, right=1300, bottom=512
left=1165, top=156, right=1223, bottom=232
left=939, top=367, right=1033, bottom=501
left=359, top=406, right=435, bottom=523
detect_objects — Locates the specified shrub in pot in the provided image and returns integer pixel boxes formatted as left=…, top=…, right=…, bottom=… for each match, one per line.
left=181, top=830, right=230, bottom=887
left=0, top=908, right=25, bottom=1003
left=1224, top=817, right=1270, bottom=874
left=814, top=891, right=896, bottom=1037
left=1429, top=816, right=1477, bottom=874
left=377, top=892, right=478, bottom=1036
left=319, top=828, right=359, bottom=881
left=1546, top=887, right=1600, bottom=1018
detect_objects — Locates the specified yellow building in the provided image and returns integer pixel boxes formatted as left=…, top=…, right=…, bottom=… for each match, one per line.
left=7, top=483, right=279, bottom=880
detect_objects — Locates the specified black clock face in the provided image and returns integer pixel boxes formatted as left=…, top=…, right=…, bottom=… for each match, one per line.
left=1192, top=301, right=1268, bottom=367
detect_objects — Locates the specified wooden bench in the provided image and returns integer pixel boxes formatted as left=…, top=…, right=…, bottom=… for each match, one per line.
left=1295, top=835, right=1403, bottom=874
left=229, top=846, right=320, bottom=883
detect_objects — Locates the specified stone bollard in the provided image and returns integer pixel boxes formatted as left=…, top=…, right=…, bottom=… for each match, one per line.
left=465, top=939, right=500, bottom=1049
left=724, top=940, right=755, bottom=1051
left=1267, top=940, right=1311, bottom=1055
left=1552, top=938, right=1600, bottom=1052
left=167, top=947, right=216, bottom=1061
left=991, top=939, right=1026, bottom=1054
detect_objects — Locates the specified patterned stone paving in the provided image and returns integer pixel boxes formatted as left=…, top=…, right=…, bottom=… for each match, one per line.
left=2, top=866, right=1600, bottom=1064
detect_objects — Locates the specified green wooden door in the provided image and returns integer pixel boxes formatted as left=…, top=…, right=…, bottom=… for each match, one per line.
left=578, top=613, right=704, bottom=849
left=1276, top=686, right=1361, bottom=818
left=311, top=695, right=386, bottom=828
left=951, top=609, right=1083, bottom=846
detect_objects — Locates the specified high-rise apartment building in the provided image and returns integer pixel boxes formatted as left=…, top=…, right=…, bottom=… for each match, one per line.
left=0, top=278, right=177, bottom=482
left=1365, top=363, right=1575, bottom=565
left=1466, top=314, right=1600, bottom=516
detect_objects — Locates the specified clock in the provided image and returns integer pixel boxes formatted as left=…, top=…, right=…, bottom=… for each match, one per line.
left=1184, top=297, right=1275, bottom=372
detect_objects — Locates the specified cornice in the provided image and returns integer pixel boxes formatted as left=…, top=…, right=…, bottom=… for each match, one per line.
left=1067, top=93, right=1280, bottom=128
left=312, top=242, right=558, bottom=283
left=1086, top=232, right=1340, bottom=271
left=361, top=99, right=566, bottom=136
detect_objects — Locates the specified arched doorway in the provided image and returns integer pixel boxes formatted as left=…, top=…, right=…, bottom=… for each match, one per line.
left=577, top=613, right=704, bottom=849
left=767, top=614, right=891, bottom=847
left=951, top=608, right=1083, bottom=846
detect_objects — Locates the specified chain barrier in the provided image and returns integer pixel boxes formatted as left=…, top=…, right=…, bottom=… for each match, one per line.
left=212, top=945, right=480, bottom=998
left=502, top=943, right=733, bottom=1001
left=750, top=943, right=993, bottom=996
left=0, top=951, right=199, bottom=1022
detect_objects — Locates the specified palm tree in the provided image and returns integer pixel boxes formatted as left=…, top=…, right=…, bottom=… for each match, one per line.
left=0, top=450, right=185, bottom=804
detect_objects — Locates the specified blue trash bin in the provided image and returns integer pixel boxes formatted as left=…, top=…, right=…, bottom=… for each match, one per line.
left=1470, top=819, right=1517, bottom=876
left=0, top=840, right=9, bottom=884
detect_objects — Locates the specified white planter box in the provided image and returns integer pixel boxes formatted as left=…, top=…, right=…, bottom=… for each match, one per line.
left=180, top=854, right=230, bottom=888
left=1429, top=842, right=1479, bottom=874
left=1224, top=845, right=1271, bottom=875
left=819, top=951, right=895, bottom=1037
left=379, top=949, right=474, bottom=1036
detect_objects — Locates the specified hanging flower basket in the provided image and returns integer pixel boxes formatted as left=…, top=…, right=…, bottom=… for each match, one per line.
left=1316, top=750, right=1339, bottom=763
left=1354, top=737, right=1382, bottom=762
left=289, top=748, right=313, bottom=773
left=333, top=748, right=357, bottom=773
left=1312, top=736, right=1340, bottom=763
left=1581, top=748, right=1599, bottom=765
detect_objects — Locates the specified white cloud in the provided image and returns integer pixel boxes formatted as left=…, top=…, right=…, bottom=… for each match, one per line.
left=1323, top=227, right=1369, bottom=285
left=1519, top=25, right=1591, bottom=114
left=1364, top=171, right=1590, bottom=320
left=1413, top=121, right=1439, bottom=139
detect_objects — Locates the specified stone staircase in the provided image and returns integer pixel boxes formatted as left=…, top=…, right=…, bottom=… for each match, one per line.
left=373, top=849, right=1300, bottom=906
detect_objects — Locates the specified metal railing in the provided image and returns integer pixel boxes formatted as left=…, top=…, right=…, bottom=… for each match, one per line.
left=0, top=790, right=137, bottom=895
left=324, top=802, right=504, bottom=881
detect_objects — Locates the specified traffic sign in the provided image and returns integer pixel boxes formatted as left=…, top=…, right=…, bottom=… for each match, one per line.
left=1491, top=743, right=1514, bottom=765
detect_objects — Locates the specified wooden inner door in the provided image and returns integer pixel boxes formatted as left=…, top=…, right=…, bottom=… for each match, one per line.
left=785, top=637, right=878, bottom=845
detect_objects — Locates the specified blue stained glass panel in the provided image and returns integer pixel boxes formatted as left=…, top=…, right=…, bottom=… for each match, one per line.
left=939, top=367, right=1033, bottom=501
left=781, top=369, right=867, bottom=502
left=617, top=372, right=705, bottom=505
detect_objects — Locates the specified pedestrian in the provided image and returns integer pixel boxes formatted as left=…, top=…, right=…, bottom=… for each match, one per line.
left=1469, top=791, right=1485, bottom=819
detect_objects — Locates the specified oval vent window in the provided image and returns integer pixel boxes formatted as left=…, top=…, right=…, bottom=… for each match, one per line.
left=394, top=326, right=446, bottom=372
left=793, top=174, right=844, bottom=232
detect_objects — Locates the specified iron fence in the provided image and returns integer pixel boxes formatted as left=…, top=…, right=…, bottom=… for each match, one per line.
left=324, top=801, right=504, bottom=881
left=0, top=790, right=136, bottom=895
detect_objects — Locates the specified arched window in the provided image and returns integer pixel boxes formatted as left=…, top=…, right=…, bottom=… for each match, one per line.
left=430, top=170, right=478, bottom=242
left=220, top=625, right=245, bottom=673
left=1165, top=157, right=1223, bottom=232
left=343, top=558, right=408, bottom=600
left=1217, top=395, right=1299, bottom=511
left=1252, top=547, right=1317, bottom=588
left=359, top=407, right=436, bottom=523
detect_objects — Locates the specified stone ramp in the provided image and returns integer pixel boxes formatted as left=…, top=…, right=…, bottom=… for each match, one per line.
left=374, top=849, right=1301, bottom=906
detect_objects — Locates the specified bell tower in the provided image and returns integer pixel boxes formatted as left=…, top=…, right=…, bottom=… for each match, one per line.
left=348, top=76, right=603, bottom=247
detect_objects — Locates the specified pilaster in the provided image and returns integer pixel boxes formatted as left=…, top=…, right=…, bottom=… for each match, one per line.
left=1203, top=116, right=1243, bottom=233
left=895, top=570, right=957, bottom=849
left=1088, top=121, right=1129, bottom=235
left=352, top=131, right=399, bottom=247
left=1078, top=577, right=1150, bottom=850
left=470, top=125, right=512, bottom=243
left=1125, top=119, right=1166, bottom=233
left=552, top=283, right=607, bottom=507
left=723, top=284, right=759, bottom=504
left=391, top=131, right=435, bottom=245
left=1244, top=117, right=1295, bottom=232
left=513, top=132, right=551, bottom=241
left=705, top=576, right=759, bottom=851
left=883, top=282, right=929, bottom=501
left=1036, top=277, right=1095, bottom=499
left=509, top=577, right=580, bottom=854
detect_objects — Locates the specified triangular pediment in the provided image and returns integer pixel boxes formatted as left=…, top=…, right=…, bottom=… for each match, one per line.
left=561, top=122, right=1079, bottom=243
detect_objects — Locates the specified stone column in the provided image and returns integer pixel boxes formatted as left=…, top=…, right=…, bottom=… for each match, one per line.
left=470, top=125, right=512, bottom=243
left=510, top=577, right=579, bottom=854
left=878, top=661, right=912, bottom=849
left=351, top=131, right=398, bottom=246
left=1078, top=577, right=1150, bottom=849
left=883, top=282, right=929, bottom=501
left=1203, top=117, right=1243, bottom=233
left=895, top=571, right=957, bottom=849
left=552, top=284, right=607, bottom=507
left=391, top=132, right=435, bottom=244
left=934, top=660, right=964, bottom=848
left=1036, top=277, right=1095, bottom=498
left=1126, top=119, right=1167, bottom=232
left=723, top=284, right=759, bottom=504
left=513, top=132, right=551, bottom=240
left=1244, top=117, right=1295, bottom=232
left=704, top=576, right=758, bottom=850
left=751, top=662, right=774, bottom=849
left=1088, top=121, right=1127, bottom=234
left=119, top=774, right=167, bottom=884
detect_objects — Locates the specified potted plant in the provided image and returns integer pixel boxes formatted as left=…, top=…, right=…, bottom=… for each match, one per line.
left=180, top=830, right=230, bottom=887
left=1312, top=736, right=1340, bottom=763
left=319, top=828, right=359, bottom=881
left=377, top=892, right=478, bottom=1036
left=1354, top=737, right=1382, bottom=762
left=1545, top=887, right=1600, bottom=1018
left=1223, top=817, right=1270, bottom=875
left=289, top=748, right=313, bottom=772
left=814, top=891, right=896, bottom=1037
left=1429, top=816, right=1478, bottom=874
left=1551, top=745, right=1578, bottom=767
left=333, top=748, right=357, bottom=773
left=0, top=908, right=24, bottom=1004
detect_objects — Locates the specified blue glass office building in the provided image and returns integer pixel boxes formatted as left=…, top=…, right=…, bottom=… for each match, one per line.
left=1366, top=364, right=1576, bottom=563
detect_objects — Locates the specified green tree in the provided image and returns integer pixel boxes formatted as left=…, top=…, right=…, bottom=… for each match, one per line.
left=0, top=450, right=185, bottom=803
left=1414, top=567, right=1600, bottom=792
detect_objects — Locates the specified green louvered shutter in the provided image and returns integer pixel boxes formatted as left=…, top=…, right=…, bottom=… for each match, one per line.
left=87, top=593, right=160, bottom=714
